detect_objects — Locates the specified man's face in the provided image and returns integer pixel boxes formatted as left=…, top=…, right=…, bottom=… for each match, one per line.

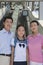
left=30, top=22, right=38, bottom=33
left=3, top=19, right=13, bottom=31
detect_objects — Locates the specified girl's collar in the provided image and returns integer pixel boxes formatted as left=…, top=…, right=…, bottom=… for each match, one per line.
left=17, top=37, right=25, bottom=41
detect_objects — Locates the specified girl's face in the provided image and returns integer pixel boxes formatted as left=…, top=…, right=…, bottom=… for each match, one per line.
left=30, top=22, right=39, bottom=33
left=17, top=26, right=25, bottom=38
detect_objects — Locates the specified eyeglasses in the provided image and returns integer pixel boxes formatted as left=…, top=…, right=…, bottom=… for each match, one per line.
left=19, top=44, right=25, bottom=48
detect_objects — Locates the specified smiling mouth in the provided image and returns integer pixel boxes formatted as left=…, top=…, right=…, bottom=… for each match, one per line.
left=7, top=25, right=10, bottom=27
left=32, top=28, right=36, bottom=30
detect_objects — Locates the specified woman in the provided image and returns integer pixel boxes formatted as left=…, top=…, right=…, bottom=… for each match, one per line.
left=10, top=24, right=28, bottom=65
left=27, top=20, right=43, bottom=65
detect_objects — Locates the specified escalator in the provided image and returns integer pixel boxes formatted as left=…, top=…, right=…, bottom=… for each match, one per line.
left=0, top=5, right=13, bottom=30
left=11, top=5, right=29, bottom=36
left=17, top=12, right=29, bottom=36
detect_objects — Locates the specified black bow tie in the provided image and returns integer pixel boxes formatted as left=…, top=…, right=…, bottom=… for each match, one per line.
left=19, top=44, right=25, bottom=48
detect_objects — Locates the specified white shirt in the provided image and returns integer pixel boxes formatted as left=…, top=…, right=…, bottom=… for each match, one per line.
left=0, top=28, right=14, bottom=54
left=11, top=38, right=27, bottom=62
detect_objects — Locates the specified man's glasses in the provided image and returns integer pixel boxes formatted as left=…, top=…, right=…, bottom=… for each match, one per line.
left=19, top=44, right=25, bottom=48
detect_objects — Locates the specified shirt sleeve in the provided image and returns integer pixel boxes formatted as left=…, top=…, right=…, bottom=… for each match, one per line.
left=26, top=36, right=29, bottom=48
left=11, top=38, right=15, bottom=47
left=25, top=39, right=28, bottom=48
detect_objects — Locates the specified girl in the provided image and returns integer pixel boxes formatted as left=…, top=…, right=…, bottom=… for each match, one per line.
left=27, top=20, right=43, bottom=65
left=10, top=24, right=28, bottom=65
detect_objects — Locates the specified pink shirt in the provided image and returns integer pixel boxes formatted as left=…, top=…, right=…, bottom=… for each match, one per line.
left=27, top=33, right=43, bottom=63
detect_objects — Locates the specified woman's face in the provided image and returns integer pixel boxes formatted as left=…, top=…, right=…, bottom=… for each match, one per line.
left=30, top=22, right=39, bottom=33
left=17, top=26, right=25, bottom=38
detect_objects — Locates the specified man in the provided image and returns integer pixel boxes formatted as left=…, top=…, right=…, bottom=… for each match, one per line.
left=0, top=16, right=13, bottom=65
left=27, top=20, right=43, bottom=65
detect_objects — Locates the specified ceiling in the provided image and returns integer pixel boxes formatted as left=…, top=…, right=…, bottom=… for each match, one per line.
left=0, top=0, right=43, bottom=2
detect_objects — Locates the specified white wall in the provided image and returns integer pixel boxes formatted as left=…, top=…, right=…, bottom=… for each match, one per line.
left=40, top=2, right=43, bottom=20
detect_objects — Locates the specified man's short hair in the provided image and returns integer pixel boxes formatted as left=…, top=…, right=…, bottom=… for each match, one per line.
left=3, top=16, right=13, bottom=23
left=30, top=20, right=39, bottom=26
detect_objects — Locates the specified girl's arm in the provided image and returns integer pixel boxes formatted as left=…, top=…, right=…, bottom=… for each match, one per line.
left=10, top=46, right=14, bottom=65
left=42, top=44, right=43, bottom=55
left=26, top=48, right=30, bottom=65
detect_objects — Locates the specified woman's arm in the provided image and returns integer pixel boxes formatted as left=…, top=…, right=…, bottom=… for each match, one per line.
left=26, top=48, right=30, bottom=65
left=42, top=44, right=43, bottom=55
left=41, top=36, right=43, bottom=63
left=10, top=46, right=14, bottom=65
